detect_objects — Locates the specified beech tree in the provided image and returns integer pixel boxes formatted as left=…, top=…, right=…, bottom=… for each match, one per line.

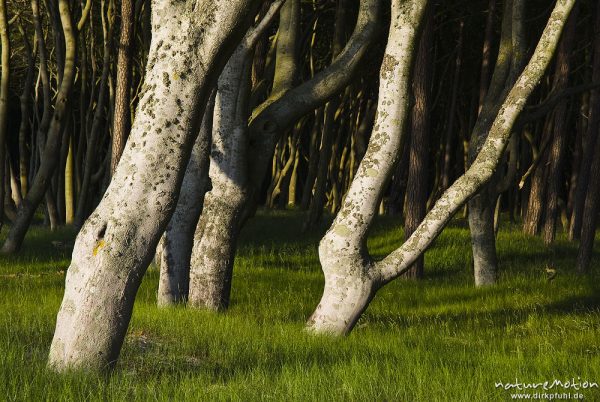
left=187, top=0, right=381, bottom=311
left=306, top=0, right=576, bottom=335
left=47, top=0, right=263, bottom=372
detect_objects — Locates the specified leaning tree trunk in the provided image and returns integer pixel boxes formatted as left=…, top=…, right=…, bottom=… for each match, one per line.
left=47, top=0, right=262, bottom=372
left=188, top=0, right=380, bottom=310
left=156, top=95, right=214, bottom=306
left=307, top=0, right=575, bottom=335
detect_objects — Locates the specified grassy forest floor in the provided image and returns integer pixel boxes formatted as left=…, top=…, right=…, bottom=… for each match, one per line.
left=1, top=211, right=600, bottom=401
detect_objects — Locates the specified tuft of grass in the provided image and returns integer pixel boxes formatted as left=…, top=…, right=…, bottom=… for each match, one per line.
left=1, top=212, right=599, bottom=401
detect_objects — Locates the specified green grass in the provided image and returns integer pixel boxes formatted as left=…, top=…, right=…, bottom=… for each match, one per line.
left=1, top=211, right=600, bottom=401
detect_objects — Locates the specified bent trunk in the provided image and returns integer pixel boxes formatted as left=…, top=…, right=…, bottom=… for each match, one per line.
left=47, top=0, right=261, bottom=372
left=307, top=0, right=575, bottom=335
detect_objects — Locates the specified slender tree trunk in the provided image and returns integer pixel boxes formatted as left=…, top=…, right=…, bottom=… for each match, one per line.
left=74, top=0, right=113, bottom=228
left=479, top=0, right=496, bottom=110
left=523, top=116, right=552, bottom=235
left=576, top=129, right=600, bottom=273
left=64, top=135, right=74, bottom=224
left=305, top=0, right=348, bottom=229
left=440, top=20, right=464, bottom=194
left=17, top=20, right=35, bottom=198
left=300, top=108, right=323, bottom=210
left=570, top=5, right=600, bottom=240
left=542, top=6, right=578, bottom=245
left=111, top=0, right=134, bottom=175
left=404, top=6, right=432, bottom=279
left=47, top=0, right=262, bottom=372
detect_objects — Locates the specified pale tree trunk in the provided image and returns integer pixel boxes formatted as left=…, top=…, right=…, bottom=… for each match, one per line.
left=467, top=0, right=524, bottom=287
left=47, top=0, right=262, bottom=372
left=188, top=2, right=285, bottom=309
left=156, top=95, right=214, bottom=306
left=270, top=0, right=299, bottom=98
left=307, top=0, right=575, bottom=335
left=189, top=0, right=379, bottom=310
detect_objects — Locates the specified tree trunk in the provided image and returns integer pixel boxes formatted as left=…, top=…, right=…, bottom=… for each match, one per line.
left=569, top=4, right=600, bottom=240
left=187, top=41, right=253, bottom=312
left=186, top=0, right=284, bottom=311
left=467, top=0, right=525, bottom=286
left=307, top=0, right=574, bottom=335
left=17, top=19, right=35, bottom=198
left=156, top=95, right=214, bottom=306
left=542, top=6, right=578, bottom=245
left=0, top=0, right=9, bottom=223
left=304, top=0, right=348, bottom=229
left=111, top=0, right=135, bottom=175
left=403, top=6, right=432, bottom=279
left=1, top=0, right=76, bottom=252
left=576, top=129, right=600, bottom=273
left=74, top=0, right=113, bottom=228
left=47, top=0, right=262, bottom=372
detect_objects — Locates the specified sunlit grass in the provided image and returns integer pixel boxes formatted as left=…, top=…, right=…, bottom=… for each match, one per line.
left=1, top=211, right=599, bottom=401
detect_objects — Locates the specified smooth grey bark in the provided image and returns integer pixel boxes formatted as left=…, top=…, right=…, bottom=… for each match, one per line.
left=307, top=0, right=575, bottom=335
left=188, top=1, right=284, bottom=310
left=468, top=0, right=526, bottom=287
left=156, top=95, right=215, bottom=306
left=271, top=0, right=299, bottom=98
left=188, top=0, right=379, bottom=310
left=48, top=0, right=262, bottom=372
